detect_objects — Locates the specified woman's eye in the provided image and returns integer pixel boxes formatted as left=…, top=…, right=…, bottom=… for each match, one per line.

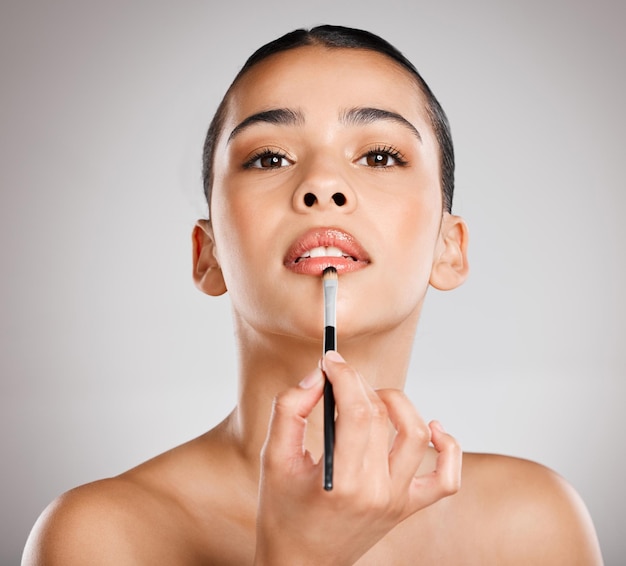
left=365, top=152, right=395, bottom=167
left=246, top=152, right=291, bottom=169
left=357, top=148, right=407, bottom=168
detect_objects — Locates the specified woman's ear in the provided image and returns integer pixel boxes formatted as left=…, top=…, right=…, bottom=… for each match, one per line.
left=192, top=219, right=227, bottom=296
left=429, top=213, right=469, bottom=291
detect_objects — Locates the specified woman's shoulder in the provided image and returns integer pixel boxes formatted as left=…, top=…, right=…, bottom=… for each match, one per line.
left=22, top=474, right=169, bottom=565
left=22, top=429, right=245, bottom=565
left=455, top=452, right=603, bottom=564
left=460, top=451, right=590, bottom=514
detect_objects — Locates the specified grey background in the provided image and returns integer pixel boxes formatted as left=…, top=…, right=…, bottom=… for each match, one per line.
left=2, top=0, right=624, bottom=564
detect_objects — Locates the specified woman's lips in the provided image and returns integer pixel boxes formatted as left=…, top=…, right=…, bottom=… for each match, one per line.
left=284, top=227, right=370, bottom=275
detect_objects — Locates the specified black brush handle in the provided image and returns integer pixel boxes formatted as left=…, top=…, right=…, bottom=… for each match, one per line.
left=323, top=325, right=336, bottom=491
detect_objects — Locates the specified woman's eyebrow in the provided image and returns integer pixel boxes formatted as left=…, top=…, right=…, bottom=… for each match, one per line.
left=341, top=107, right=422, bottom=143
left=228, top=108, right=304, bottom=143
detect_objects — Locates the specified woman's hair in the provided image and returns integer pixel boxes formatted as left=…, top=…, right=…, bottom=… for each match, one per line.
left=202, top=25, right=455, bottom=213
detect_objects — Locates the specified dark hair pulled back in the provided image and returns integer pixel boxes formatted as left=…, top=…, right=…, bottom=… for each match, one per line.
left=202, top=25, right=455, bottom=213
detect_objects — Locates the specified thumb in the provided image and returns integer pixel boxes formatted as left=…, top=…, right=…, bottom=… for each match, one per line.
left=261, top=368, right=325, bottom=472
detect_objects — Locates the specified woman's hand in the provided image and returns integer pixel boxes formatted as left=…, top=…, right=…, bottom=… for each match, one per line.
left=253, top=351, right=462, bottom=566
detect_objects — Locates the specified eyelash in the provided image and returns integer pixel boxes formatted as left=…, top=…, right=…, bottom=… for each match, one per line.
left=242, top=148, right=291, bottom=169
left=242, top=145, right=409, bottom=169
left=360, top=145, right=408, bottom=168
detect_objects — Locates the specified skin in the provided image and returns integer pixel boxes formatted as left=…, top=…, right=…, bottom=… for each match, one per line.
left=22, top=46, right=604, bottom=565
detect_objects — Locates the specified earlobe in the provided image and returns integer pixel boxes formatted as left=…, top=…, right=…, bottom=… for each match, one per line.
left=429, top=213, right=469, bottom=291
left=192, top=220, right=227, bottom=296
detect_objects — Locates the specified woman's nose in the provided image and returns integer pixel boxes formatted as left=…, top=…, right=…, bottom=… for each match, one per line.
left=302, top=191, right=347, bottom=207
left=292, top=157, right=357, bottom=213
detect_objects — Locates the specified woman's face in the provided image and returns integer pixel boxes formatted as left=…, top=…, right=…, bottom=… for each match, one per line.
left=208, top=45, right=456, bottom=343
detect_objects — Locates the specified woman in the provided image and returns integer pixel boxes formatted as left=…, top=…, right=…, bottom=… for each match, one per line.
left=23, top=25, right=603, bottom=565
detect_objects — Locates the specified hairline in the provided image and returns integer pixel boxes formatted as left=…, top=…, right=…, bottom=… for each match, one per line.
left=203, top=35, right=453, bottom=214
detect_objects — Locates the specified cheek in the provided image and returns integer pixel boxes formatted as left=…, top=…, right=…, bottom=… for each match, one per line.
left=380, top=194, right=441, bottom=290
left=210, top=180, right=289, bottom=321
left=211, top=192, right=259, bottom=284
left=393, top=237, right=437, bottom=302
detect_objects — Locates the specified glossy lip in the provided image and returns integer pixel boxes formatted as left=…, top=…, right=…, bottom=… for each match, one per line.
left=284, top=227, right=371, bottom=275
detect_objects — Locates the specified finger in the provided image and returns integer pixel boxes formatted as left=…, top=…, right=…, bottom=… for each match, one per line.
left=261, top=368, right=325, bottom=475
left=376, top=389, right=430, bottom=489
left=322, top=351, right=381, bottom=477
left=406, top=421, right=462, bottom=513
left=428, top=420, right=462, bottom=495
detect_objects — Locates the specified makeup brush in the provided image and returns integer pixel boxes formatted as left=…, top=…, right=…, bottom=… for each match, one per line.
left=322, top=266, right=337, bottom=491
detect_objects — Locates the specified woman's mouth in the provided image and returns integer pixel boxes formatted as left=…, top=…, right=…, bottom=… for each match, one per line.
left=284, top=228, right=370, bottom=275
left=294, top=245, right=357, bottom=262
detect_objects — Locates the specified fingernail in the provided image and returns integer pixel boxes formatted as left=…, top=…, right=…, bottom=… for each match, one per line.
left=324, top=350, right=344, bottom=363
left=430, top=420, right=445, bottom=433
left=299, top=368, right=323, bottom=389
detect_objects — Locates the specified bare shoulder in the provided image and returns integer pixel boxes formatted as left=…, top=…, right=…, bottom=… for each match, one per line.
left=22, top=476, right=152, bottom=565
left=21, top=470, right=198, bottom=566
left=459, top=453, right=604, bottom=565
left=21, top=428, right=239, bottom=566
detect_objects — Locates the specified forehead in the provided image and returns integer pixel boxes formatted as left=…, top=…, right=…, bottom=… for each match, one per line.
left=225, top=45, right=431, bottom=132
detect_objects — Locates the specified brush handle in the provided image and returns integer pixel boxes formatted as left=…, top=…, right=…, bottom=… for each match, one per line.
left=323, top=325, right=336, bottom=491
left=323, top=378, right=335, bottom=491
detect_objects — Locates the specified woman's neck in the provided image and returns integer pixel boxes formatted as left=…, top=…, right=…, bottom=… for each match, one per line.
left=226, top=309, right=420, bottom=468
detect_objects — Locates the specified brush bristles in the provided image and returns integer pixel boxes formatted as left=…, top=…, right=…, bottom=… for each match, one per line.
left=322, top=266, right=338, bottom=280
